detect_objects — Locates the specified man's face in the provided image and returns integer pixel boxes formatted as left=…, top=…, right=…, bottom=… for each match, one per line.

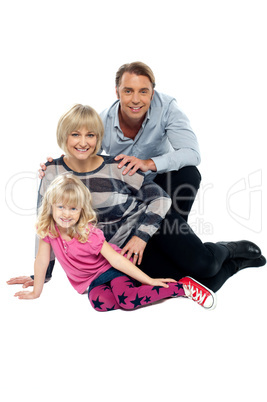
left=116, top=72, right=154, bottom=123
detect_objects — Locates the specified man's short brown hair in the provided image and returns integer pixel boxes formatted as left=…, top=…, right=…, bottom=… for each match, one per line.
left=115, top=62, right=156, bottom=90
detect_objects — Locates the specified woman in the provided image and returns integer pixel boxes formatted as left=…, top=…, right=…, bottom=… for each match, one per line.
left=8, top=104, right=265, bottom=294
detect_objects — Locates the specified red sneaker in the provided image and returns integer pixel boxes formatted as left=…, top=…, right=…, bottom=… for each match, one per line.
left=179, top=277, right=217, bottom=310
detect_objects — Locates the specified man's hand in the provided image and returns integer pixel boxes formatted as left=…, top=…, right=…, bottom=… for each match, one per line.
left=7, top=276, right=34, bottom=288
left=120, top=236, right=147, bottom=265
left=115, top=154, right=157, bottom=176
left=38, top=157, right=54, bottom=179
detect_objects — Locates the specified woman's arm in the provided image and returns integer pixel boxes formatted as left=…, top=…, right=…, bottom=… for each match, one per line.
left=120, top=235, right=147, bottom=266
left=119, top=177, right=172, bottom=264
left=100, top=241, right=176, bottom=288
left=14, top=240, right=51, bottom=300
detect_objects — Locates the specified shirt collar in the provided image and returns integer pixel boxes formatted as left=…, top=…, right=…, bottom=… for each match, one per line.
left=114, top=102, right=120, bottom=129
left=114, top=101, right=151, bottom=130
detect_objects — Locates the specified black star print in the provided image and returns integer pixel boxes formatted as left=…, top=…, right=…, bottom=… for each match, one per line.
left=118, top=292, right=128, bottom=305
left=144, top=296, right=151, bottom=303
left=124, top=279, right=135, bottom=288
left=171, top=292, right=178, bottom=297
left=106, top=305, right=116, bottom=311
left=152, top=286, right=162, bottom=295
left=92, top=296, right=104, bottom=310
left=175, top=283, right=184, bottom=291
left=130, top=293, right=144, bottom=308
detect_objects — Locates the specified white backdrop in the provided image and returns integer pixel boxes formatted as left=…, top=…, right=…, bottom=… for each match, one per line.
left=1, top=1, right=266, bottom=401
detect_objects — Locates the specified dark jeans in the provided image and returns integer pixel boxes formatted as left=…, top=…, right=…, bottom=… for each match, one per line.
left=140, top=167, right=237, bottom=292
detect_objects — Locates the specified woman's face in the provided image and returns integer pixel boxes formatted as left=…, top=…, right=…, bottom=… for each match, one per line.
left=66, top=126, right=98, bottom=161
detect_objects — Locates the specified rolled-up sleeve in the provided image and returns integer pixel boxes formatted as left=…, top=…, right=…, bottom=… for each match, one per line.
left=151, top=99, right=201, bottom=173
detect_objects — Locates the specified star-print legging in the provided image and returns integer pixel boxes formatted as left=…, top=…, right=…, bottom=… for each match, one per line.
left=88, top=275, right=185, bottom=312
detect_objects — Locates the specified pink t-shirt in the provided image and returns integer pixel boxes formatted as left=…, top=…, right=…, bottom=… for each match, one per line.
left=43, top=226, right=122, bottom=294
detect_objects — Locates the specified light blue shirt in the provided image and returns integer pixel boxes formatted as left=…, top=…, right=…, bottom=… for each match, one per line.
left=100, top=91, right=200, bottom=180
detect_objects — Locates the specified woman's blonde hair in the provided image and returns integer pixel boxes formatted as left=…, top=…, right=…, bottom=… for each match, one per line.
left=36, top=174, right=97, bottom=243
left=56, top=104, right=104, bottom=156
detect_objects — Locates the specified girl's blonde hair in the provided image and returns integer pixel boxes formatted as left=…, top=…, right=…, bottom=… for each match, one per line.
left=37, top=174, right=97, bottom=243
left=57, top=104, right=104, bottom=156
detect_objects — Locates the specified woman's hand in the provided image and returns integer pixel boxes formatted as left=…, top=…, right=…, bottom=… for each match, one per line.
left=7, top=276, right=34, bottom=288
left=38, top=157, right=54, bottom=179
left=120, top=236, right=147, bottom=265
left=148, top=278, right=177, bottom=288
left=14, top=291, right=39, bottom=300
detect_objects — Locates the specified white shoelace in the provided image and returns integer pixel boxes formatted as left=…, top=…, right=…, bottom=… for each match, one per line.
left=184, top=284, right=207, bottom=305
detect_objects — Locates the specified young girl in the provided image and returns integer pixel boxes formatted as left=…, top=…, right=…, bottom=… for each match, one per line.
left=14, top=174, right=216, bottom=310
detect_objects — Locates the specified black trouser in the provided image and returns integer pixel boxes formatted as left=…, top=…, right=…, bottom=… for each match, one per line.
left=154, top=165, right=202, bottom=222
left=140, top=167, right=238, bottom=292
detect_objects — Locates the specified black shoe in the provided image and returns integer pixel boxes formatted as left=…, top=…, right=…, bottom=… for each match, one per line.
left=234, top=255, right=266, bottom=272
left=218, top=240, right=261, bottom=259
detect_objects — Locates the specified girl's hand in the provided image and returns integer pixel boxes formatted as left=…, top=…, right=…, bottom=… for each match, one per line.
left=149, top=278, right=177, bottom=288
left=120, top=236, right=147, bottom=265
left=14, top=291, right=39, bottom=300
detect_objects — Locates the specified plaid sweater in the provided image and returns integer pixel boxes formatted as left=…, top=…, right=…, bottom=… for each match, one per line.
left=38, top=155, right=171, bottom=247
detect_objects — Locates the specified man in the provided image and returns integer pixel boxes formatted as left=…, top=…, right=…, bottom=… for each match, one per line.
left=100, top=61, right=201, bottom=222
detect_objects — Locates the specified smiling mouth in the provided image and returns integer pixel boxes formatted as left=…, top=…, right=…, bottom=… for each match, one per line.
left=75, top=148, right=89, bottom=152
left=129, top=106, right=143, bottom=112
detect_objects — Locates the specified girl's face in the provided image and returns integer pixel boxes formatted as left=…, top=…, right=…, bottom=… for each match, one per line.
left=52, top=204, right=81, bottom=232
left=66, top=126, right=98, bottom=161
